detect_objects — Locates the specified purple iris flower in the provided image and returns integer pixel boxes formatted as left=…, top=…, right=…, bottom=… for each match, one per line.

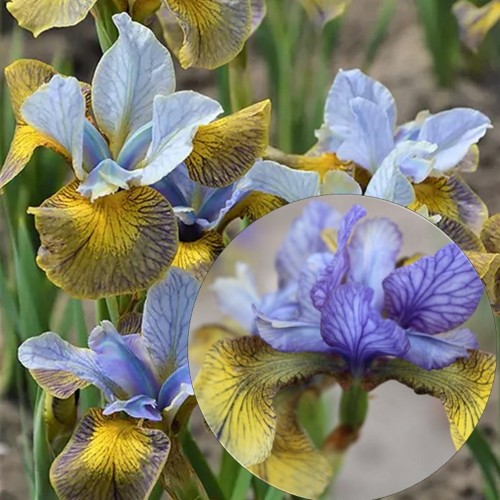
left=18, top=268, right=198, bottom=421
left=252, top=201, right=483, bottom=375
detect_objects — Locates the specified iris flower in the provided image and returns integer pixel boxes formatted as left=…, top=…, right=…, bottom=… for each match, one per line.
left=453, top=0, right=500, bottom=52
left=18, top=268, right=203, bottom=499
left=0, top=13, right=270, bottom=298
left=194, top=201, right=495, bottom=498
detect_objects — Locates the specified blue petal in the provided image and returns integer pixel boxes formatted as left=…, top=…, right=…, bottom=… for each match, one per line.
left=348, top=217, right=402, bottom=310
left=383, top=243, right=484, bottom=334
left=310, top=205, right=366, bottom=310
left=336, top=97, right=395, bottom=172
left=276, top=200, right=342, bottom=288
left=116, top=122, right=153, bottom=170
left=197, top=184, right=235, bottom=225
left=402, top=329, right=479, bottom=370
left=142, top=268, right=200, bottom=379
left=418, top=108, right=492, bottom=171
left=82, top=120, right=111, bottom=171
left=236, top=160, right=320, bottom=202
left=103, top=395, right=162, bottom=421
left=153, top=163, right=192, bottom=207
left=88, top=321, right=159, bottom=398
left=322, top=69, right=396, bottom=150
left=320, top=283, right=409, bottom=375
left=18, top=332, right=118, bottom=401
left=211, top=262, right=261, bottom=332
left=157, top=364, right=194, bottom=414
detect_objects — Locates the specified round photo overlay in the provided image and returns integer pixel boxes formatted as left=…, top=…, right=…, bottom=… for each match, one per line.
left=189, top=195, right=497, bottom=500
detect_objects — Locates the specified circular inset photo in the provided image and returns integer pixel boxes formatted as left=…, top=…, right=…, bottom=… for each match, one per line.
left=188, top=195, right=497, bottom=500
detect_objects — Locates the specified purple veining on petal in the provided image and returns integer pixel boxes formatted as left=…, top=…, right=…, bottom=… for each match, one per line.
left=103, top=394, right=162, bottom=421
left=383, top=243, right=484, bottom=334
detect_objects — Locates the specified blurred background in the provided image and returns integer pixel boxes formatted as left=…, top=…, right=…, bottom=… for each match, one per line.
left=1, top=0, right=499, bottom=498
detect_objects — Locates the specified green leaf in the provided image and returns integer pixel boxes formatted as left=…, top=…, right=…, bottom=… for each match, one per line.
left=230, top=467, right=253, bottom=500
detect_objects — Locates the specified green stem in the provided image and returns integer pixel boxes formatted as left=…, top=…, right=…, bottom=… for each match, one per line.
left=96, top=298, right=111, bottom=323
left=105, top=296, right=120, bottom=325
left=92, top=0, right=120, bottom=52
left=228, top=45, right=253, bottom=111
left=339, top=380, right=368, bottom=430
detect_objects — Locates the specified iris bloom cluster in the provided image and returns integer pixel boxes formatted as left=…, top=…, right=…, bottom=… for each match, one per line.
left=0, top=13, right=272, bottom=298
left=7, top=0, right=348, bottom=69
left=250, top=68, right=491, bottom=233
left=195, top=201, right=495, bottom=498
left=18, top=268, right=203, bottom=499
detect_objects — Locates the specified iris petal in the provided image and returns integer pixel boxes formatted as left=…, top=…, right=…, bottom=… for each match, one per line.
left=103, top=395, right=162, bottom=421
left=383, top=243, right=484, bottom=334
left=157, top=364, right=194, bottom=413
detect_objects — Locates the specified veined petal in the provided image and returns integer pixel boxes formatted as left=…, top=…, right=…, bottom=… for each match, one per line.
left=142, top=267, right=199, bottom=379
left=77, top=159, right=142, bottom=201
left=402, top=329, right=479, bottom=370
left=118, top=313, right=144, bottom=335
left=323, top=69, right=396, bottom=148
left=348, top=217, right=402, bottom=310
left=436, top=216, right=485, bottom=252
left=6, top=0, right=96, bottom=36
left=141, top=91, right=223, bottom=186
left=250, top=0, right=266, bottom=32
left=29, top=181, right=178, bottom=299
left=300, top=0, right=349, bottom=26
left=18, top=332, right=117, bottom=400
left=92, top=13, right=176, bottom=154
left=321, top=284, right=409, bottom=373
left=88, top=321, right=159, bottom=398
left=157, top=364, right=194, bottom=413
left=236, top=160, right=321, bottom=202
left=249, top=390, right=332, bottom=498
left=383, top=243, right=484, bottom=334
left=50, top=409, right=170, bottom=500
left=481, top=213, right=500, bottom=253
left=453, top=0, right=500, bottom=52
left=276, top=201, right=342, bottom=289
left=194, top=336, right=341, bottom=466
left=418, top=108, right=492, bottom=172
left=211, top=262, right=261, bottom=332
left=337, top=97, right=394, bottom=172
left=366, top=351, right=496, bottom=449
left=172, top=230, right=225, bottom=280
left=466, top=252, right=500, bottom=307
left=412, top=174, right=488, bottom=234
left=185, top=100, right=271, bottom=187
left=165, top=0, right=252, bottom=69
left=21, top=75, right=86, bottom=179
left=310, top=205, right=366, bottom=310
left=103, top=395, right=162, bottom=421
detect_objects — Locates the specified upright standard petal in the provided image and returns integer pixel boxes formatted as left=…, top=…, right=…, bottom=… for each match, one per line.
left=320, top=284, right=409, bottom=374
left=185, top=100, right=271, bottom=187
left=383, top=243, right=484, bottom=334
left=211, top=262, right=261, bottom=332
left=18, top=332, right=118, bottom=400
left=195, top=336, right=340, bottom=467
left=140, top=91, right=223, bottom=186
left=322, top=69, right=396, bottom=149
left=29, top=181, right=178, bottom=299
left=276, top=200, right=342, bottom=287
left=21, top=75, right=86, bottom=180
left=336, top=97, right=394, bottom=172
left=348, top=217, right=402, bottom=310
left=366, top=350, right=496, bottom=449
left=142, top=267, right=200, bottom=379
left=418, top=108, right=492, bottom=172
left=6, top=0, right=96, bottom=36
left=92, top=13, right=176, bottom=154
left=50, top=409, right=170, bottom=500
left=165, top=0, right=253, bottom=69
left=157, top=364, right=194, bottom=413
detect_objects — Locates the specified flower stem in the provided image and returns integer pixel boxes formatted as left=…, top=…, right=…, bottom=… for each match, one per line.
left=92, top=0, right=120, bottom=52
left=228, top=45, right=253, bottom=112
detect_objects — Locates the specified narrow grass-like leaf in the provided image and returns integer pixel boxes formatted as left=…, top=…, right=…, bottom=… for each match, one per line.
left=230, top=467, right=253, bottom=500
left=219, top=450, right=242, bottom=498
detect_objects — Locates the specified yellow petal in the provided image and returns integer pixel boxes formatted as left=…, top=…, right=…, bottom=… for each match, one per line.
left=412, top=174, right=488, bottom=233
left=366, top=350, right=496, bottom=449
left=186, top=100, right=271, bottom=188
left=157, top=5, right=184, bottom=60
left=481, top=214, right=500, bottom=253
left=161, top=436, right=208, bottom=499
left=453, top=0, right=500, bottom=52
left=130, top=0, right=161, bottom=21
left=117, top=312, right=143, bottom=334
left=29, top=181, right=178, bottom=299
left=44, top=392, right=78, bottom=453
left=435, top=215, right=486, bottom=252
left=249, top=389, right=332, bottom=498
left=172, top=230, right=224, bottom=280
left=465, top=252, right=500, bottom=306
left=195, top=336, right=340, bottom=467
left=219, top=191, right=286, bottom=232
left=6, top=0, right=97, bottom=36
left=31, top=368, right=90, bottom=399
left=165, top=0, right=252, bottom=69
left=300, top=0, right=349, bottom=26
left=51, top=408, right=170, bottom=500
